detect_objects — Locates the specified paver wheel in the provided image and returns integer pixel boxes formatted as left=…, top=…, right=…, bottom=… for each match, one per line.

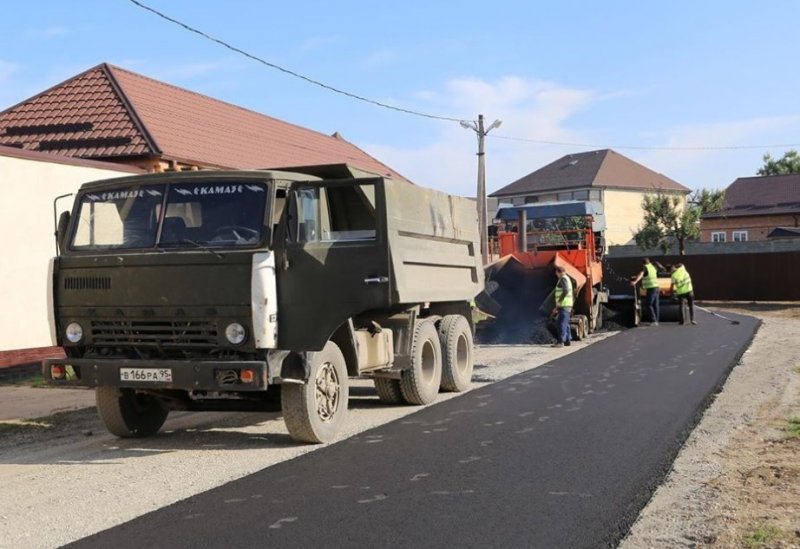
left=282, top=341, right=349, bottom=443
left=400, top=320, right=442, bottom=405
left=438, top=315, right=473, bottom=392
left=595, top=304, right=604, bottom=331
left=95, top=387, right=169, bottom=438
left=374, top=378, right=405, bottom=404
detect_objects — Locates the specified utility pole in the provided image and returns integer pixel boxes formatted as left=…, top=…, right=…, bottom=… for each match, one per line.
left=461, top=114, right=502, bottom=265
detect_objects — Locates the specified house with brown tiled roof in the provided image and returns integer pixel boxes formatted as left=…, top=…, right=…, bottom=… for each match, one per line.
left=701, top=174, right=800, bottom=242
left=490, top=149, right=691, bottom=246
left=0, top=62, right=401, bottom=178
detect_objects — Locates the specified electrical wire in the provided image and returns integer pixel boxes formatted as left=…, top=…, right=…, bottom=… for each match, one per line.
left=128, top=0, right=800, bottom=153
left=490, top=134, right=800, bottom=151
left=127, top=0, right=464, bottom=122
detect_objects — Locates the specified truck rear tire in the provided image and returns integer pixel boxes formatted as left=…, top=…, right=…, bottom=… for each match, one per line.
left=95, top=387, right=169, bottom=438
left=374, top=378, right=405, bottom=404
left=400, top=320, right=442, bottom=405
left=438, top=315, right=473, bottom=392
left=282, top=341, right=349, bottom=444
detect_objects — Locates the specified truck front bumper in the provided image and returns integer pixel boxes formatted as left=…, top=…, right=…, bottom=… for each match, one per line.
left=42, top=358, right=269, bottom=391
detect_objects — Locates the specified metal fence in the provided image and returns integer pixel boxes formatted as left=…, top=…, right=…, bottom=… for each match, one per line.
left=604, top=250, right=800, bottom=301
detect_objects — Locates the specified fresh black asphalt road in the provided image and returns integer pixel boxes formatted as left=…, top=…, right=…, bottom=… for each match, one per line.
left=69, top=310, right=759, bottom=549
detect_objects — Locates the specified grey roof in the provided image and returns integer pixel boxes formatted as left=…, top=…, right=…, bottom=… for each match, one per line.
left=768, top=227, right=800, bottom=238
left=490, top=149, right=689, bottom=197
left=703, top=174, right=800, bottom=219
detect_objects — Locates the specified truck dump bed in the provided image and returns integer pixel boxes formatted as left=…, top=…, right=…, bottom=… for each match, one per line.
left=384, top=178, right=483, bottom=304
left=278, top=163, right=484, bottom=306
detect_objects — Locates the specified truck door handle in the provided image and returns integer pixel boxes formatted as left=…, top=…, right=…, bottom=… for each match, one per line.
left=364, top=276, right=389, bottom=285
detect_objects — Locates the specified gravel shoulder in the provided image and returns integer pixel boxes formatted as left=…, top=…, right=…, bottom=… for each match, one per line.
left=0, top=332, right=614, bottom=549
left=620, top=304, right=800, bottom=549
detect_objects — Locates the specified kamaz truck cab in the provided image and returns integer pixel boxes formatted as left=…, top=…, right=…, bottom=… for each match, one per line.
left=45, top=165, right=483, bottom=443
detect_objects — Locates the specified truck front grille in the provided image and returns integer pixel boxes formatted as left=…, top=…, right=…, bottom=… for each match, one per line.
left=64, top=276, right=111, bottom=290
left=90, top=320, right=218, bottom=348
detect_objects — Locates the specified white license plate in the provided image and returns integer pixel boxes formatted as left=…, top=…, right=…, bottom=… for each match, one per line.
left=120, top=368, right=173, bottom=383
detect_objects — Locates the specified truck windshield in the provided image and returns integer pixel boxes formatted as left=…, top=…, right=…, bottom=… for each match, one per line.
left=70, top=181, right=269, bottom=250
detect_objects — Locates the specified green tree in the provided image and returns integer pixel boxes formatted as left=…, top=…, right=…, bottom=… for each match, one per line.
left=689, top=188, right=725, bottom=214
left=634, top=188, right=725, bottom=255
left=757, top=149, right=800, bottom=175
left=634, top=193, right=699, bottom=256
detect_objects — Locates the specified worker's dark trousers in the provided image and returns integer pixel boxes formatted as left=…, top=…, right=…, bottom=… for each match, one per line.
left=645, top=287, right=660, bottom=322
left=557, top=307, right=572, bottom=343
left=677, top=292, right=695, bottom=322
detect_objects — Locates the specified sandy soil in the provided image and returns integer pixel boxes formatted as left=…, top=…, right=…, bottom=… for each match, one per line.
left=621, top=304, right=800, bottom=549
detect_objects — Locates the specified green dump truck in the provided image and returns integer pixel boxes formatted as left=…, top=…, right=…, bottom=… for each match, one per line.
left=44, top=165, right=483, bottom=443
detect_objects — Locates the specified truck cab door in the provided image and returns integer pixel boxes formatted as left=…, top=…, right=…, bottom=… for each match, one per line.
left=275, top=178, right=391, bottom=351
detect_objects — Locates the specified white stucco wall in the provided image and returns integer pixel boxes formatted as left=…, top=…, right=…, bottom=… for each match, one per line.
left=603, top=189, right=687, bottom=246
left=0, top=153, right=135, bottom=351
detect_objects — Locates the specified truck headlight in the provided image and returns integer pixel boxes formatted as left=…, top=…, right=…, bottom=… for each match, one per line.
left=65, top=322, right=84, bottom=343
left=225, top=323, right=246, bottom=345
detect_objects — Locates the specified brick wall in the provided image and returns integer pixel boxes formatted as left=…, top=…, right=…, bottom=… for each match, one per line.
left=701, top=214, right=799, bottom=242
left=0, top=347, right=64, bottom=369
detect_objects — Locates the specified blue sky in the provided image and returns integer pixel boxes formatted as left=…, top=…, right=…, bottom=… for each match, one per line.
left=2, top=0, right=799, bottom=195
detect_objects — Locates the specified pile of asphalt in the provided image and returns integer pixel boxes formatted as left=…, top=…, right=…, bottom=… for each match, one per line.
left=598, top=305, right=633, bottom=332
left=476, top=304, right=631, bottom=345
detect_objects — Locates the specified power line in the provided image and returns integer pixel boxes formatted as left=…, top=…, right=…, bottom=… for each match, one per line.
left=490, top=133, right=800, bottom=151
left=127, top=0, right=463, bottom=122
left=128, top=0, right=800, bottom=153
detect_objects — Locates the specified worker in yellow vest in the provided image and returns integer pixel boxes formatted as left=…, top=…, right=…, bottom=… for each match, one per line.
left=670, top=263, right=697, bottom=325
left=551, top=265, right=574, bottom=347
left=630, top=257, right=663, bottom=326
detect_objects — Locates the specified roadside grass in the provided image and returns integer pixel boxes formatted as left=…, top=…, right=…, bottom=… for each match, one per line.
left=0, top=372, right=48, bottom=387
left=746, top=525, right=781, bottom=548
left=786, top=416, right=800, bottom=439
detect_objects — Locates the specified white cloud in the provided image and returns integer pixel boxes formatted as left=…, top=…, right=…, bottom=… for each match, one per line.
left=364, top=76, right=800, bottom=196
left=299, top=35, right=341, bottom=52
left=362, top=49, right=399, bottom=69
left=363, top=76, right=600, bottom=195
left=26, top=26, right=67, bottom=39
left=634, top=115, right=800, bottom=189
left=0, top=60, right=17, bottom=83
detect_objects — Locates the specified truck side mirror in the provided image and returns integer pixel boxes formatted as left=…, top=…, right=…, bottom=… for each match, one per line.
left=56, top=211, right=70, bottom=254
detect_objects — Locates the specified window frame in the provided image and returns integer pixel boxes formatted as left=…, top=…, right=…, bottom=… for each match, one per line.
left=732, top=230, right=748, bottom=242
left=711, top=231, right=726, bottom=243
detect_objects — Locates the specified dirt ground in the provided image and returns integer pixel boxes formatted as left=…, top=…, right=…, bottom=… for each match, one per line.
left=621, top=304, right=800, bottom=549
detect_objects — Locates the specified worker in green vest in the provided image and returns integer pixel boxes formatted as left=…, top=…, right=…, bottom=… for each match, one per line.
left=670, top=263, right=697, bottom=325
left=630, top=257, right=663, bottom=326
left=551, top=265, right=574, bottom=347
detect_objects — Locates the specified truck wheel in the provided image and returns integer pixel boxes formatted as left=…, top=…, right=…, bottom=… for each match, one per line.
left=282, top=341, right=349, bottom=443
left=438, top=315, right=473, bottom=392
left=374, top=378, right=405, bottom=404
left=400, top=320, right=442, bottom=405
left=95, top=387, right=168, bottom=438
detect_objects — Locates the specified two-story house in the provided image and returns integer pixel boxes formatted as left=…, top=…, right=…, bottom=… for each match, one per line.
left=700, top=174, right=800, bottom=242
left=489, top=149, right=690, bottom=246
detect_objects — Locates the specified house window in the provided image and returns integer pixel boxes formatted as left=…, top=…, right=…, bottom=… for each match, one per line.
left=525, top=196, right=539, bottom=204
left=557, top=192, right=573, bottom=201
left=573, top=190, right=590, bottom=201
left=711, top=231, right=726, bottom=243
left=589, top=189, right=602, bottom=201
left=511, top=197, right=525, bottom=206
left=732, top=231, right=748, bottom=242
